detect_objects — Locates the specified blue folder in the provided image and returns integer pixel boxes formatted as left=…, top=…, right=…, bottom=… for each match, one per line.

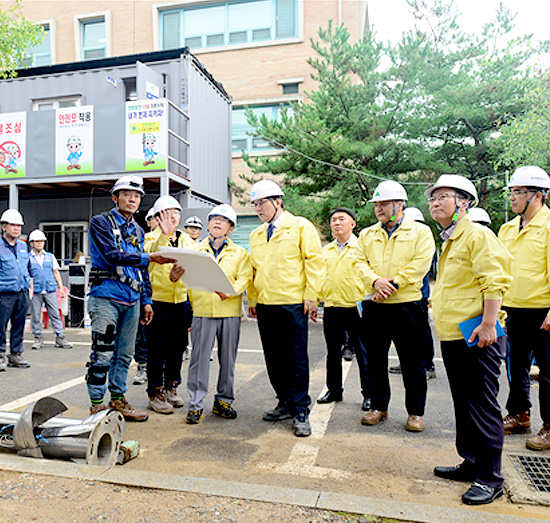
left=458, top=315, right=506, bottom=347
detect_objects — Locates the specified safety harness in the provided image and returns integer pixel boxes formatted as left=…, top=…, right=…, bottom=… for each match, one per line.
left=89, top=211, right=143, bottom=292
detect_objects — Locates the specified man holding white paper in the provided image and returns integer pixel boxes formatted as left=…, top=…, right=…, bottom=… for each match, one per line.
left=427, top=174, right=512, bottom=506
left=186, top=204, right=251, bottom=424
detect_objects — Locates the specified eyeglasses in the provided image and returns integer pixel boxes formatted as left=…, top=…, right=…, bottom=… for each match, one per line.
left=507, top=189, right=530, bottom=198
left=209, top=215, right=231, bottom=224
left=251, top=198, right=271, bottom=209
left=161, top=209, right=180, bottom=217
left=427, top=193, right=456, bottom=205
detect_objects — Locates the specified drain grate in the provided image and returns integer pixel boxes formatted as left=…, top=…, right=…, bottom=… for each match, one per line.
left=510, top=454, right=550, bottom=493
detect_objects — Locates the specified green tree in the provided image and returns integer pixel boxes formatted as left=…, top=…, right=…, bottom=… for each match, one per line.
left=0, top=0, right=44, bottom=78
left=240, top=0, right=547, bottom=233
left=497, top=71, right=550, bottom=172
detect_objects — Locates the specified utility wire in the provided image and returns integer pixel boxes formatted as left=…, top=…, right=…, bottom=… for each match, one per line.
left=270, top=140, right=506, bottom=186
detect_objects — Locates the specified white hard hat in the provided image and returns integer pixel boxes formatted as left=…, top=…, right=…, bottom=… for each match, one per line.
left=67, top=135, right=81, bottom=145
left=29, top=229, right=47, bottom=242
left=184, top=216, right=203, bottom=229
left=508, top=166, right=550, bottom=190
left=424, top=174, right=478, bottom=207
left=0, top=209, right=24, bottom=225
left=403, top=207, right=425, bottom=222
left=111, top=175, right=145, bottom=195
left=208, top=204, right=237, bottom=226
left=145, top=208, right=155, bottom=221
left=153, top=195, right=182, bottom=216
left=468, top=208, right=491, bottom=224
left=250, top=180, right=284, bottom=202
left=369, top=180, right=408, bottom=202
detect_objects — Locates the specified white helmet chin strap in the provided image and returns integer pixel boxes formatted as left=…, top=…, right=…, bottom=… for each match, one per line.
left=209, top=229, right=229, bottom=242
left=267, top=198, right=281, bottom=225
left=383, top=201, right=404, bottom=225
left=518, top=189, right=544, bottom=230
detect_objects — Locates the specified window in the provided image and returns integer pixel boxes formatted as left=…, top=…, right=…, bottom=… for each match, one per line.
left=21, top=25, right=52, bottom=67
left=278, top=77, right=303, bottom=95
left=40, top=222, right=88, bottom=266
left=282, top=83, right=299, bottom=95
left=232, top=104, right=291, bottom=153
left=32, top=96, right=81, bottom=111
left=160, top=0, right=297, bottom=51
left=123, top=78, right=137, bottom=101
left=81, top=19, right=106, bottom=60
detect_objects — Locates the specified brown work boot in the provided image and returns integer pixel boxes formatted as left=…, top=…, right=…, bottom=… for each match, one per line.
left=148, top=390, right=174, bottom=414
left=90, top=404, right=107, bottom=415
left=166, top=383, right=184, bottom=408
left=526, top=423, right=550, bottom=451
left=361, top=410, right=388, bottom=426
left=503, top=410, right=531, bottom=435
left=109, top=397, right=149, bottom=422
left=406, top=414, right=425, bottom=432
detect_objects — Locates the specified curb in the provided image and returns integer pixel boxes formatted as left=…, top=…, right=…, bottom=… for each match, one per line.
left=0, top=454, right=538, bottom=523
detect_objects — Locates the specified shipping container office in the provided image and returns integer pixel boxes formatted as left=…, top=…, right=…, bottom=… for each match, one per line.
left=0, top=47, right=232, bottom=266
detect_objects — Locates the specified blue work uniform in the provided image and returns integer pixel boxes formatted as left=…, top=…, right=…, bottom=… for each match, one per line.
left=0, top=237, right=31, bottom=356
left=86, top=208, right=152, bottom=401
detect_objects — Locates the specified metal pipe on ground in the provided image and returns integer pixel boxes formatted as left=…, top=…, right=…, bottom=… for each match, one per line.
left=0, top=396, right=125, bottom=467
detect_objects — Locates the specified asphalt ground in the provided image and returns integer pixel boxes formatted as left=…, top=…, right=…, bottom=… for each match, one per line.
left=0, top=319, right=549, bottom=522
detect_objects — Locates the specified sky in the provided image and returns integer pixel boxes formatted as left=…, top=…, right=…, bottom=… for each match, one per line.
left=367, top=0, right=550, bottom=44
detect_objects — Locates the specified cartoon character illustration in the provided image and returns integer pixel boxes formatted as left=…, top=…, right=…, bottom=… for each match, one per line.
left=142, top=133, right=157, bottom=166
left=66, top=135, right=82, bottom=170
left=5, top=143, right=20, bottom=174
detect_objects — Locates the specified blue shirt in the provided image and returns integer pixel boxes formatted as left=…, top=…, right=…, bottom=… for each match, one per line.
left=209, top=238, right=227, bottom=259
left=89, top=208, right=152, bottom=306
left=381, top=216, right=404, bottom=239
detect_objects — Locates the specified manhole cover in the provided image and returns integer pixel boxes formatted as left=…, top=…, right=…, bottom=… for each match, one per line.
left=510, top=454, right=550, bottom=493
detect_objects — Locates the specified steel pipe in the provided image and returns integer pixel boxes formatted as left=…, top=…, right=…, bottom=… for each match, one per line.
left=0, top=396, right=125, bottom=467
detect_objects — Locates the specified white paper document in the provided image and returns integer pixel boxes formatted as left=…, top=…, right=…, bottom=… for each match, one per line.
left=160, top=246, right=236, bottom=296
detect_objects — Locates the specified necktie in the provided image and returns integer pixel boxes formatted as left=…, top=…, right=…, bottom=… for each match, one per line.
left=267, top=223, right=275, bottom=241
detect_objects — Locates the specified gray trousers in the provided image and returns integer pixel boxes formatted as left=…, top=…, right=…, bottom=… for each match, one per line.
left=187, top=316, right=241, bottom=411
left=31, top=292, right=64, bottom=337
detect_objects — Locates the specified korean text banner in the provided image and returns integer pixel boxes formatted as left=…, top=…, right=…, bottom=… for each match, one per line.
left=125, top=99, right=167, bottom=172
left=0, top=112, right=26, bottom=179
left=56, top=106, right=94, bottom=175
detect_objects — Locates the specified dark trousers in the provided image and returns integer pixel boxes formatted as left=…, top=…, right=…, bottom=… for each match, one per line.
left=146, top=300, right=191, bottom=396
left=358, top=300, right=428, bottom=416
left=323, top=306, right=369, bottom=399
left=504, top=307, right=550, bottom=422
left=134, top=324, right=148, bottom=365
left=419, top=298, right=435, bottom=369
left=256, top=303, right=310, bottom=415
left=441, top=337, right=506, bottom=488
left=0, top=291, right=30, bottom=354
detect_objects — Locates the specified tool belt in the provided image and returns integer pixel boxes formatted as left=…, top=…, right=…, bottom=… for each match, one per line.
left=89, top=267, right=142, bottom=292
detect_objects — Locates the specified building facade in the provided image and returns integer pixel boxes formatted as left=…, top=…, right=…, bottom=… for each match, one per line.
left=2, top=0, right=368, bottom=219
left=0, top=49, right=231, bottom=263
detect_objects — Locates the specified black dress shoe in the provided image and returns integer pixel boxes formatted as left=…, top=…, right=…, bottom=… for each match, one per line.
left=434, top=464, right=475, bottom=482
left=317, top=391, right=342, bottom=404
left=361, top=397, right=371, bottom=411
left=462, top=482, right=503, bottom=505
